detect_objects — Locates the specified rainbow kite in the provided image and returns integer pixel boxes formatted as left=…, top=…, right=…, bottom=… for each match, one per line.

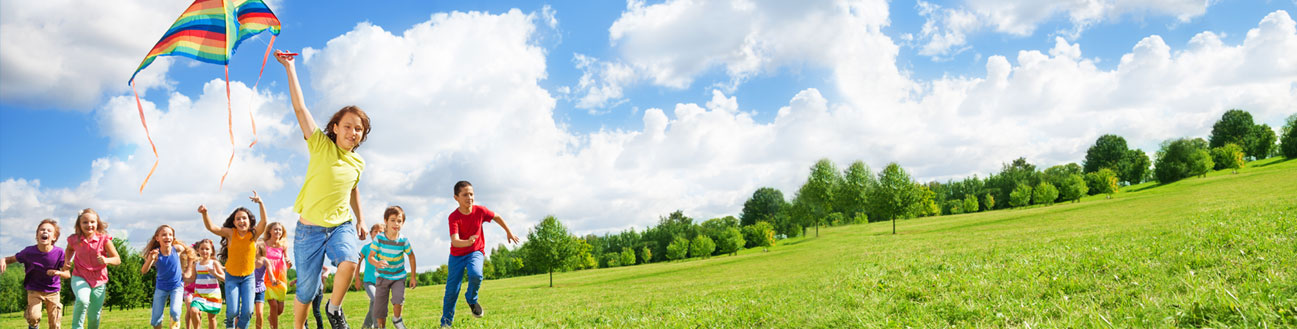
left=128, top=0, right=281, bottom=193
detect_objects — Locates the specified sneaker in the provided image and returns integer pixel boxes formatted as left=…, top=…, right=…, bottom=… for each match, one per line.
left=392, top=317, right=407, bottom=329
left=325, top=301, right=350, bottom=329
left=469, top=303, right=485, bottom=318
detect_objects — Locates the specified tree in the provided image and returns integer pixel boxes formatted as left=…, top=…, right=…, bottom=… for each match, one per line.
left=1084, top=134, right=1129, bottom=173
left=1155, top=138, right=1213, bottom=183
left=1032, top=182, right=1058, bottom=205
left=962, top=194, right=979, bottom=213
left=1210, top=143, right=1246, bottom=171
left=1119, top=150, right=1151, bottom=185
left=835, top=161, right=874, bottom=220
left=742, top=221, right=776, bottom=249
left=714, top=227, right=745, bottom=256
left=639, top=247, right=652, bottom=265
left=430, top=265, right=449, bottom=285
left=1281, top=114, right=1297, bottom=158
left=1244, top=124, right=1277, bottom=160
left=798, top=159, right=840, bottom=237
left=689, top=236, right=716, bottom=258
left=1057, top=174, right=1088, bottom=203
left=739, top=187, right=787, bottom=227
left=946, top=200, right=964, bottom=215
left=105, top=238, right=148, bottom=310
left=869, top=163, right=920, bottom=234
left=620, top=248, right=637, bottom=266
left=1209, top=109, right=1254, bottom=149
left=983, top=194, right=995, bottom=210
left=916, top=185, right=940, bottom=217
left=1009, top=184, right=1033, bottom=207
left=524, top=215, right=578, bottom=287
left=1085, top=168, right=1118, bottom=196
left=488, top=244, right=524, bottom=279
left=986, top=157, right=1039, bottom=209
left=665, top=236, right=689, bottom=261
left=572, top=239, right=599, bottom=270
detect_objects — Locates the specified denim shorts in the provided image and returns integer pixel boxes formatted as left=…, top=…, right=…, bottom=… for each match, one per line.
left=294, top=220, right=359, bottom=304
left=255, top=290, right=265, bottom=302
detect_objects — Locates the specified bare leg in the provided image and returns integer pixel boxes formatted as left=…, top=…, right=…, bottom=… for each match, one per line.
left=292, top=301, right=308, bottom=329
left=329, top=261, right=357, bottom=307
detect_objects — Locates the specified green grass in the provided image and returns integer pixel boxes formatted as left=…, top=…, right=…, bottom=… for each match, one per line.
left=5, top=158, right=1294, bottom=328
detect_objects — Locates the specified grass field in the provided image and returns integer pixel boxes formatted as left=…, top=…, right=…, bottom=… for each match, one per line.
left=4, top=158, right=1294, bottom=328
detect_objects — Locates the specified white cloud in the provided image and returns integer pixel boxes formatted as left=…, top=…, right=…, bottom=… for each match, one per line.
left=914, top=0, right=1214, bottom=59
left=0, top=0, right=195, bottom=110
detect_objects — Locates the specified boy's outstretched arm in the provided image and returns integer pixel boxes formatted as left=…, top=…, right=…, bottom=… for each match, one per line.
left=494, top=215, right=521, bottom=244
left=0, top=256, right=11, bottom=273
left=275, top=50, right=318, bottom=140
left=449, top=234, right=477, bottom=248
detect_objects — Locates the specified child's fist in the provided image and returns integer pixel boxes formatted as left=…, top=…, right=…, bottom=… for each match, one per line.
left=197, top=205, right=207, bottom=214
left=147, top=249, right=160, bottom=260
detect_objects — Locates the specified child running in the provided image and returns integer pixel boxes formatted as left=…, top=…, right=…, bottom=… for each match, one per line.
left=64, top=208, right=122, bottom=329
left=276, top=50, right=371, bottom=329
left=141, top=225, right=189, bottom=329
left=367, top=206, right=416, bottom=329
left=199, top=191, right=269, bottom=329
left=253, top=245, right=268, bottom=329
left=1, top=219, right=69, bottom=329
left=353, top=223, right=384, bottom=329
left=188, top=239, right=225, bottom=329
left=262, top=222, right=290, bottom=329
left=441, top=181, right=520, bottom=327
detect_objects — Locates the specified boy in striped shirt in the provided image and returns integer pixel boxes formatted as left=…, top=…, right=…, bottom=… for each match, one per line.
left=365, top=206, right=416, bottom=329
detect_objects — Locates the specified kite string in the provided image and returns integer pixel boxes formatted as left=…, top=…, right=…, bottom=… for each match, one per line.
left=130, top=81, right=160, bottom=194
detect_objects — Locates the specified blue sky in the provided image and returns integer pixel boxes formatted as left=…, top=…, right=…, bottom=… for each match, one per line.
left=2, top=0, right=1295, bottom=269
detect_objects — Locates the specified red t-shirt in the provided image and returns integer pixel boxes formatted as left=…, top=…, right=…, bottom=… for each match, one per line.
left=448, top=205, right=495, bottom=256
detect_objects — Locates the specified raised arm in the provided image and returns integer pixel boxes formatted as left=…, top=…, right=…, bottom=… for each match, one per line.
left=139, top=249, right=159, bottom=275
left=275, top=50, right=318, bottom=139
left=351, top=187, right=367, bottom=241
left=250, top=191, right=269, bottom=240
left=198, top=205, right=231, bottom=237
left=494, top=215, right=521, bottom=244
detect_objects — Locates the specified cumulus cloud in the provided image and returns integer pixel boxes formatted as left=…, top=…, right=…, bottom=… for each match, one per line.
left=0, top=0, right=196, bottom=110
left=914, top=0, right=1214, bottom=59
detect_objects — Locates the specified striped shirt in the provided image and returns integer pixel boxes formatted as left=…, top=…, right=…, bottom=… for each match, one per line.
left=371, top=233, right=412, bottom=280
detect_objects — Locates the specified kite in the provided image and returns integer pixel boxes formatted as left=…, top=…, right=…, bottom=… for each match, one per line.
left=128, top=0, right=281, bottom=193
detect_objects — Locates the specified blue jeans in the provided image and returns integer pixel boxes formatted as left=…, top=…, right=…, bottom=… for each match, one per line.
left=224, top=274, right=255, bottom=329
left=294, top=220, right=359, bottom=304
left=150, top=286, right=184, bottom=326
left=441, top=251, right=484, bottom=326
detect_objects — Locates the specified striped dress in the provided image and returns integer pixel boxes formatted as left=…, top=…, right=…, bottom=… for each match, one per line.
left=191, top=259, right=223, bottom=314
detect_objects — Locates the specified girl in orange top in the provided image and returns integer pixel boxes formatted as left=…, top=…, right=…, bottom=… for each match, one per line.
left=199, top=191, right=268, bottom=329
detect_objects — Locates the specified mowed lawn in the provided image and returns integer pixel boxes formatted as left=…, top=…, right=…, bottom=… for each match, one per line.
left=4, top=159, right=1294, bottom=328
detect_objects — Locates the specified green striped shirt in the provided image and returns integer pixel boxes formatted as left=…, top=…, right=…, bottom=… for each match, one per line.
left=372, top=233, right=412, bottom=280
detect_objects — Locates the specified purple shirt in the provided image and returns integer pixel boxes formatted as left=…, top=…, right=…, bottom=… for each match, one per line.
left=15, top=245, right=66, bottom=293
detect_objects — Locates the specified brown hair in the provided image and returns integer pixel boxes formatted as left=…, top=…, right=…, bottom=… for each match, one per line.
left=73, top=208, right=107, bottom=238
left=325, top=105, right=371, bottom=150
left=143, top=225, right=184, bottom=253
left=37, top=218, right=61, bottom=241
left=383, top=206, right=405, bottom=222
left=369, top=223, right=385, bottom=236
left=193, top=239, right=216, bottom=260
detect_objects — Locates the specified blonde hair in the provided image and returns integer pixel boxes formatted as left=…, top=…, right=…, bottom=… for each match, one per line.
left=73, top=208, right=107, bottom=238
left=143, top=225, right=185, bottom=254
left=262, top=222, right=287, bottom=246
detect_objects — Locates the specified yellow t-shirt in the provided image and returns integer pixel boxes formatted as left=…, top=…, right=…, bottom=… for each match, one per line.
left=225, top=230, right=257, bottom=276
left=293, top=129, right=365, bottom=227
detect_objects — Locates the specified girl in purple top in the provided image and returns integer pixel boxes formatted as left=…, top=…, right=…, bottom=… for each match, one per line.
left=63, top=208, right=122, bottom=329
left=141, top=225, right=189, bottom=329
left=1, top=219, right=70, bottom=329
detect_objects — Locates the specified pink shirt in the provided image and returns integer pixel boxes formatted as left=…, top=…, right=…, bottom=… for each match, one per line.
left=68, top=233, right=113, bottom=288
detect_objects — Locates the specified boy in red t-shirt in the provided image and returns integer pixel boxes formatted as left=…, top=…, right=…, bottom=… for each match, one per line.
left=440, top=181, right=519, bottom=327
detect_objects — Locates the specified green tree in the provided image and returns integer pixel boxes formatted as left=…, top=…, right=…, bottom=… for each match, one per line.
left=917, top=185, right=940, bottom=217
left=714, top=227, right=745, bottom=256
left=1244, top=124, right=1277, bottom=160
left=870, top=163, right=920, bottom=234
left=572, top=239, right=598, bottom=270
left=620, top=248, right=637, bottom=266
left=986, top=158, right=1039, bottom=209
left=946, top=200, right=964, bottom=215
left=742, top=221, right=776, bottom=248
left=665, top=236, right=689, bottom=261
left=524, top=215, right=578, bottom=287
left=488, top=244, right=524, bottom=279
left=1009, top=184, right=1033, bottom=207
left=1209, top=109, right=1254, bottom=149
left=798, top=158, right=840, bottom=237
left=983, top=194, right=995, bottom=210
left=962, top=194, right=979, bottom=213
left=1155, top=138, right=1214, bottom=183
left=0, top=263, right=25, bottom=313
left=689, top=235, right=716, bottom=258
left=835, top=161, right=874, bottom=220
left=1032, top=182, right=1059, bottom=205
left=105, top=238, right=147, bottom=310
left=1084, top=134, right=1130, bottom=173
left=639, top=247, right=652, bottom=265
left=1281, top=114, right=1297, bottom=158
left=1057, top=174, right=1088, bottom=203
left=739, top=187, right=787, bottom=227
left=1119, top=150, right=1151, bottom=185
left=1085, top=168, right=1119, bottom=196
left=1210, top=143, right=1246, bottom=171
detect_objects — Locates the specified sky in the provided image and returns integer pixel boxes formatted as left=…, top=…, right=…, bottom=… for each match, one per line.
left=2, top=0, right=1295, bottom=270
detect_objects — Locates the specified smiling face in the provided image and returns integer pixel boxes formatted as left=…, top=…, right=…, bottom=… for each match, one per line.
left=331, top=112, right=365, bottom=151
left=234, top=210, right=251, bottom=231
left=269, top=224, right=284, bottom=240
left=197, top=242, right=214, bottom=258
left=79, top=213, right=99, bottom=236
left=156, top=227, right=175, bottom=247
left=35, top=222, right=57, bottom=246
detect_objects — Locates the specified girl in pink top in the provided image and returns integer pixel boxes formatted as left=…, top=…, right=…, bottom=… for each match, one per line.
left=63, top=208, right=122, bottom=329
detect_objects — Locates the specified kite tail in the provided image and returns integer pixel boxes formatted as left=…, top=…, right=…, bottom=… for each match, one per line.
left=247, top=34, right=276, bottom=148
left=130, top=81, right=160, bottom=194
left=220, top=65, right=234, bottom=190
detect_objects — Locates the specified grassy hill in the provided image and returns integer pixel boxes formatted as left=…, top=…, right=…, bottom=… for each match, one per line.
left=4, top=158, right=1293, bottom=328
